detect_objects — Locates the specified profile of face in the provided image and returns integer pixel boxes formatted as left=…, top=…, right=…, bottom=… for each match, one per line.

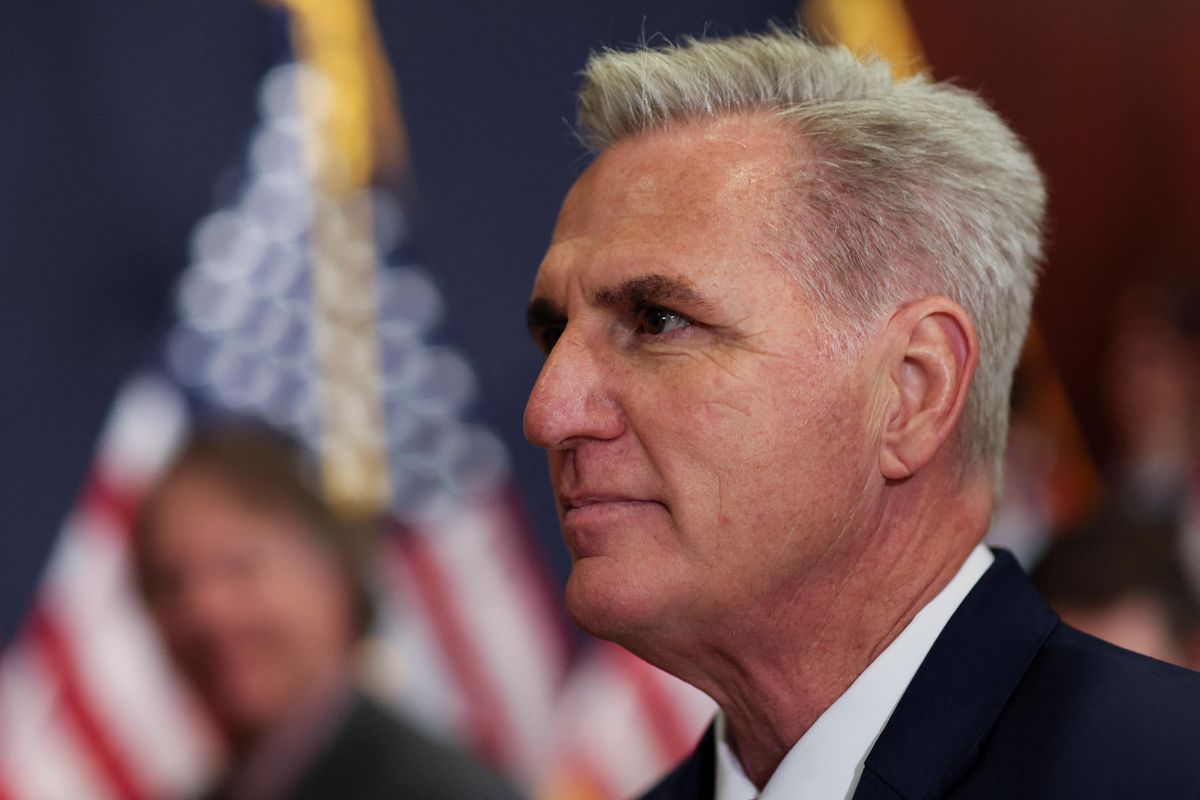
left=140, top=468, right=355, bottom=739
left=524, top=115, right=884, bottom=648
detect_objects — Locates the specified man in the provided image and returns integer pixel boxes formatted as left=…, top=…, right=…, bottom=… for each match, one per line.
left=1032, top=509, right=1200, bottom=670
left=523, top=30, right=1200, bottom=799
left=135, top=422, right=519, bottom=800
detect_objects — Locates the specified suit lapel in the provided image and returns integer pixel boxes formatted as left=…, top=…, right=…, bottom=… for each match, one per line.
left=854, top=550, right=1059, bottom=800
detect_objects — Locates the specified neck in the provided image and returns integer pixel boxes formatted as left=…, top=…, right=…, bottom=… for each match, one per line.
left=640, top=475, right=990, bottom=788
left=226, top=659, right=351, bottom=759
left=220, top=663, right=355, bottom=800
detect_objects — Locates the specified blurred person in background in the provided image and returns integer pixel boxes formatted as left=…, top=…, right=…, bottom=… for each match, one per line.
left=134, top=421, right=519, bottom=800
left=1104, top=275, right=1200, bottom=521
left=993, top=271, right=1200, bottom=647
left=1101, top=273, right=1200, bottom=612
left=1032, top=510, right=1200, bottom=670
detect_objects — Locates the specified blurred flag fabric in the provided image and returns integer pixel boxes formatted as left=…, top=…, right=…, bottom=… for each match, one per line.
left=0, top=3, right=713, bottom=799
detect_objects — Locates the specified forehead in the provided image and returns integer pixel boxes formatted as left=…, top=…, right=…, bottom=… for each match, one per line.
left=536, top=114, right=792, bottom=294
left=145, top=470, right=300, bottom=557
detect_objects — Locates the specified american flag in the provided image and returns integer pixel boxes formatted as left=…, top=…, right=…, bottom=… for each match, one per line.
left=0, top=376, right=218, bottom=799
left=0, top=370, right=712, bottom=800
left=0, top=6, right=714, bottom=798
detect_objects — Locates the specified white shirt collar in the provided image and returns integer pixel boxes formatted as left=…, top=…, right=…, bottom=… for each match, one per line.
left=714, top=545, right=995, bottom=800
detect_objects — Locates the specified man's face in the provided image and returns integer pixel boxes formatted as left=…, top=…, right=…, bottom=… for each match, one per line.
left=524, top=115, right=881, bottom=646
left=141, top=469, right=353, bottom=738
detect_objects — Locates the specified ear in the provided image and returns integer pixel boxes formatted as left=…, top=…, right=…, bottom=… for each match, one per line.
left=877, top=296, right=979, bottom=480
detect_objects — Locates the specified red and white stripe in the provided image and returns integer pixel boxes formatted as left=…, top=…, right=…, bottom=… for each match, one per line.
left=374, top=508, right=714, bottom=798
left=0, top=375, right=220, bottom=800
left=540, top=643, right=715, bottom=800
left=0, top=374, right=716, bottom=799
left=372, top=495, right=570, bottom=784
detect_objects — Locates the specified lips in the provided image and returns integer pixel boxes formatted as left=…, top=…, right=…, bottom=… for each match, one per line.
left=559, top=494, right=661, bottom=515
left=558, top=494, right=667, bottom=556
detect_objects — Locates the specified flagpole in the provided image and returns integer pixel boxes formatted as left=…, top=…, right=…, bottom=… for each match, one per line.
left=277, top=0, right=407, bottom=515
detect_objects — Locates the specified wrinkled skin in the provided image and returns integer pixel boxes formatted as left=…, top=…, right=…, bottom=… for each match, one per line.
left=524, top=114, right=880, bottom=649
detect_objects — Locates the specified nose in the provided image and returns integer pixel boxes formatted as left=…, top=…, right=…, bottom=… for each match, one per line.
left=156, top=568, right=242, bottom=646
left=524, top=331, right=623, bottom=450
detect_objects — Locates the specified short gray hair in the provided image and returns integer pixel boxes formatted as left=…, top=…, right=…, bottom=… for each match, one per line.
left=576, top=29, right=1046, bottom=487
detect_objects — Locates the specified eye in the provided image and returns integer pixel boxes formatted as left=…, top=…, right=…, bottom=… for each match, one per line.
left=637, top=305, right=691, bottom=336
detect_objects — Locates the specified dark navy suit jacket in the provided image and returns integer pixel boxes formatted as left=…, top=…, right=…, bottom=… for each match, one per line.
left=641, top=550, right=1200, bottom=799
left=200, top=693, right=520, bottom=800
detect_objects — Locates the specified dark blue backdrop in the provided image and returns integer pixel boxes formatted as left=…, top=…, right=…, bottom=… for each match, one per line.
left=0, top=0, right=796, bottom=643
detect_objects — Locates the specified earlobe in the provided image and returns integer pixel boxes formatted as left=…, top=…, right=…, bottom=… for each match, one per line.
left=878, top=298, right=978, bottom=480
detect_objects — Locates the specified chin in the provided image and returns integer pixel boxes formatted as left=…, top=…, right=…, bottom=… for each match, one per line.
left=203, top=672, right=284, bottom=732
left=564, top=556, right=680, bottom=651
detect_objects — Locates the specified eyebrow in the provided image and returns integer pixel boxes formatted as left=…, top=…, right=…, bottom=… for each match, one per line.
left=590, top=274, right=704, bottom=309
left=525, top=273, right=707, bottom=340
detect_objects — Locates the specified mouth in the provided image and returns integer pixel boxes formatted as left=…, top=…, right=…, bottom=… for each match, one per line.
left=558, top=495, right=667, bottom=555
left=560, top=494, right=662, bottom=515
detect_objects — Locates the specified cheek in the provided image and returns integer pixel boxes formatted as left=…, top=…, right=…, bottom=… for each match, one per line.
left=626, top=375, right=772, bottom=544
left=153, top=606, right=201, bottom=659
left=660, top=365, right=868, bottom=526
left=670, top=363, right=841, bottom=466
left=261, top=560, right=342, bottom=627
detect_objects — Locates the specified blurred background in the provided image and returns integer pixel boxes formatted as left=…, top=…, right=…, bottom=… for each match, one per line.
left=0, top=1, right=1197, bottom=798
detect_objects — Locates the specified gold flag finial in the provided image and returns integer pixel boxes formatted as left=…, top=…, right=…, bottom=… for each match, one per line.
left=802, top=0, right=925, bottom=77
